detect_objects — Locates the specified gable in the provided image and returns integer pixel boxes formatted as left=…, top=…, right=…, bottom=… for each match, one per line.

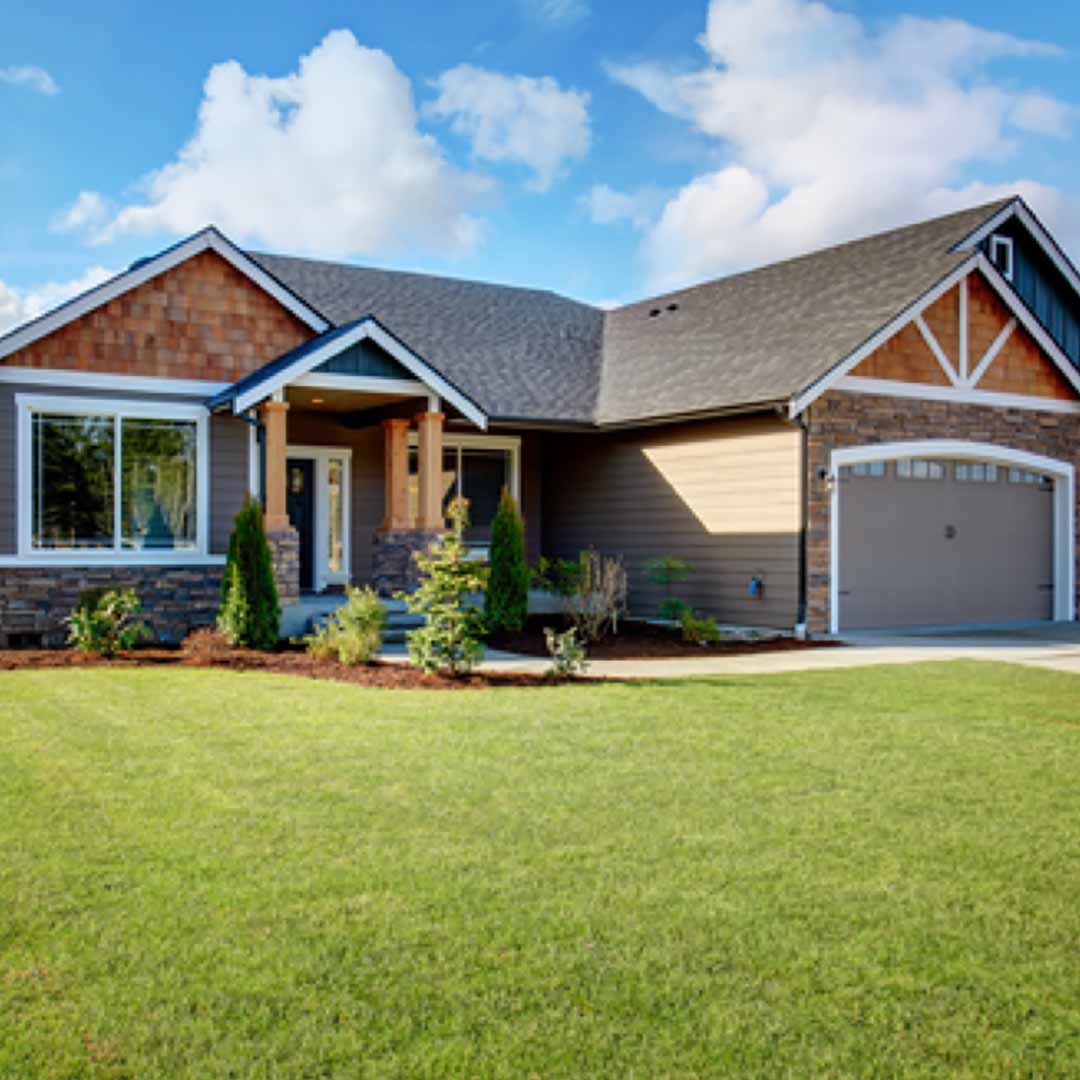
left=0, top=250, right=314, bottom=383
left=846, top=269, right=1079, bottom=404
left=313, top=338, right=413, bottom=381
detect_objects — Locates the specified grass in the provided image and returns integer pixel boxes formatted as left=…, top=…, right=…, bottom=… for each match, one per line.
left=1, top=661, right=1078, bottom=1078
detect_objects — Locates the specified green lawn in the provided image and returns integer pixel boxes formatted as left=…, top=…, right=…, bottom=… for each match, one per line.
left=1, top=662, right=1078, bottom=1078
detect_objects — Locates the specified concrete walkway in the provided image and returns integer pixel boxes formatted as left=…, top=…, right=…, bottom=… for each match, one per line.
left=385, top=623, right=1080, bottom=679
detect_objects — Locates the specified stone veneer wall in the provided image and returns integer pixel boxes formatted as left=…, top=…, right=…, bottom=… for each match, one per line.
left=805, top=390, right=1080, bottom=634
left=266, top=528, right=300, bottom=608
left=371, top=529, right=443, bottom=595
left=0, top=565, right=223, bottom=646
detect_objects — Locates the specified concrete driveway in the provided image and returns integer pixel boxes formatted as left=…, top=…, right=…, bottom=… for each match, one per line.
left=465, top=621, right=1080, bottom=679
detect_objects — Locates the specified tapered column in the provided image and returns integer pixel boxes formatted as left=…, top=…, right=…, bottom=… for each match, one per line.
left=381, top=418, right=412, bottom=530
left=260, top=399, right=290, bottom=532
left=415, top=411, right=445, bottom=531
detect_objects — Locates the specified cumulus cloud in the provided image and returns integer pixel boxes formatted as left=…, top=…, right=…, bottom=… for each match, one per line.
left=603, top=0, right=1077, bottom=290
left=50, top=191, right=110, bottom=234
left=521, top=0, right=589, bottom=27
left=583, top=184, right=665, bottom=229
left=87, top=30, right=486, bottom=258
left=0, top=65, right=59, bottom=95
left=0, top=266, right=115, bottom=335
left=427, top=65, right=590, bottom=191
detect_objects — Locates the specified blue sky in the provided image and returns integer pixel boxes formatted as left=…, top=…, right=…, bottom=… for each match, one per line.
left=2, top=0, right=1078, bottom=329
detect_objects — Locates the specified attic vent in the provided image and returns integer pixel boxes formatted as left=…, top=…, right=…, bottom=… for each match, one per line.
left=128, top=256, right=153, bottom=272
left=989, top=234, right=1014, bottom=282
left=649, top=308, right=661, bottom=318
left=666, top=303, right=679, bottom=312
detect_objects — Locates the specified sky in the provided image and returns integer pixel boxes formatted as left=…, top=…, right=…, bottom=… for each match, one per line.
left=2, top=0, right=1079, bottom=332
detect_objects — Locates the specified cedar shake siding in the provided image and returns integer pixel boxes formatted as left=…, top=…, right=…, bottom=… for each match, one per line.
left=541, top=414, right=803, bottom=627
left=0, top=250, right=312, bottom=383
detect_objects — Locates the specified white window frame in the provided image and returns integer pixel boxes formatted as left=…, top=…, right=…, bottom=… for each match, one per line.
left=285, top=444, right=353, bottom=593
left=13, top=394, right=211, bottom=566
left=990, top=234, right=1015, bottom=282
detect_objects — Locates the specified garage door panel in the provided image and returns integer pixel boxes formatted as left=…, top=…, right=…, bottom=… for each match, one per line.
left=838, top=463, right=1053, bottom=629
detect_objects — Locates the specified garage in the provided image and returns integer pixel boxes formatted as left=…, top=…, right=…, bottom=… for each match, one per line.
left=834, top=449, right=1065, bottom=631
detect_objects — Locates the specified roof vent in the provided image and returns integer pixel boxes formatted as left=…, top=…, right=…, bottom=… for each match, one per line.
left=666, top=303, right=679, bottom=312
left=128, top=255, right=153, bottom=272
left=649, top=308, right=661, bottom=317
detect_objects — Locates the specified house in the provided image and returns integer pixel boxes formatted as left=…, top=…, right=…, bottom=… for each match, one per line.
left=1, top=196, right=1077, bottom=644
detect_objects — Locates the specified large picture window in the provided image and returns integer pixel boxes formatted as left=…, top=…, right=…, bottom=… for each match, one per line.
left=19, top=396, right=206, bottom=558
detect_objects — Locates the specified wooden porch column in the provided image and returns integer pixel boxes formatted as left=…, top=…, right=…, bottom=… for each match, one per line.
left=260, top=399, right=290, bottom=532
left=416, top=411, right=445, bottom=532
left=381, top=418, right=412, bottom=530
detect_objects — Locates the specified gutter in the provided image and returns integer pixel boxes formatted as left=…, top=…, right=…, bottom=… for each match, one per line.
left=487, top=399, right=789, bottom=433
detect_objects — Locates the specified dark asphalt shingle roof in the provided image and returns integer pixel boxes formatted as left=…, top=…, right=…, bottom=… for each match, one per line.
left=249, top=199, right=1013, bottom=426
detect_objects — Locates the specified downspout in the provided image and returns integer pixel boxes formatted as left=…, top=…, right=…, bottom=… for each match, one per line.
left=239, top=408, right=266, bottom=511
left=795, top=407, right=810, bottom=639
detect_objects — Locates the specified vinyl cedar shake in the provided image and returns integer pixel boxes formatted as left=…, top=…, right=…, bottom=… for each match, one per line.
left=541, top=414, right=802, bottom=625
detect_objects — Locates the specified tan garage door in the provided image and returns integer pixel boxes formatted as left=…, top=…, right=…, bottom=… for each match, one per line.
left=837, top=459, right=1054, bottom=630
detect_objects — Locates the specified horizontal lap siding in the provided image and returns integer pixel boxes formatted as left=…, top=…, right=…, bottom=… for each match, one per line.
left=541, top=415, right=802, bottom=627
left=210, top=416, right=250, bottom=554
left=0, top=387, right=15, bottom=553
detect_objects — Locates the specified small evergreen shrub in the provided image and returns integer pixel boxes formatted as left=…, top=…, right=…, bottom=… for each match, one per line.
left=303, top=586, right=386, bottom=665
left=399, top=498, right=487, bottom=676
left=66, top=588, right=149, bottom=657
left=485, top=488, right=529, bottom=633
left=218, top=495, right=280, bottom=650
left=529, top=556, right=582, bottom=597
left=680, top=611, right=723, bottom=645
left=544, top=626, right=589, bottom=681
left=646, top=556, right=694, bottom=620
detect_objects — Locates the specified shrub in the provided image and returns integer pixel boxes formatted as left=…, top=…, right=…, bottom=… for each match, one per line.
left=544, top=626, right=589, bottom=681
left=646, top=556, right=694, bottom=621
left=530, top=556, right=583, bottom=597
left=66, top=588, right=149, bottom=657
left=485, top=488, right=529, bottom=633
left=304, top=586, right=386, bottom=665
left=563, top=549, right=628, bottom=643
left=680, top=611, right=723, bottom=645
left=181, top=626, right=232, bottom=664
left=218, top=495, right=280, bottom=650
left=399, top=498, right=487, bottom=676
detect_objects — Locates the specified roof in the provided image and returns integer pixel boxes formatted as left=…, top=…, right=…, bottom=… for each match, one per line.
left=248, top=253, right=605, bottom=424
left=250, top=199, right=1014, bottom=426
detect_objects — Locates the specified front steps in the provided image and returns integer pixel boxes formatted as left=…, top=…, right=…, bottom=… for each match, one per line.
left=279, top=593, right=422, bottom=646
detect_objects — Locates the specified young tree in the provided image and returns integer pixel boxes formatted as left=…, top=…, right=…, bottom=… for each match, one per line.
left=218, top=495, right=280, bottom=650
left=485, top=487, right=529, bottom=633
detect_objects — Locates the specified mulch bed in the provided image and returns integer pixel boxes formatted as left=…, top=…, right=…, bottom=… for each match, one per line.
left=488, top=616, right=843, bottom=660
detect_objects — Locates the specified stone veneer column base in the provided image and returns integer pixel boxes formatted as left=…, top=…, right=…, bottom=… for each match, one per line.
left=0, top=565, right=224, bottom=647
left=371, top=529, right=444, bottom=595
left=265, top=527, right=300, bottom=608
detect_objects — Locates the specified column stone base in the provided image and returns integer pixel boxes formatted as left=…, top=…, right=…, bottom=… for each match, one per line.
left=372, top=529, right=444, bottom=596
left=266, top=527, right=301, bottom=608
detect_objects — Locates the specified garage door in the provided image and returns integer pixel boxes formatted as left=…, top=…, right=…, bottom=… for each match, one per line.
left=837, top=458, right=1054, bottom=629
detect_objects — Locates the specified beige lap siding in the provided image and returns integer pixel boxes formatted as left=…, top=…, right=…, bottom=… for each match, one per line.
left=805, top=391, right=1080, bottom=634
left=541, top=414, right=803, bottom=627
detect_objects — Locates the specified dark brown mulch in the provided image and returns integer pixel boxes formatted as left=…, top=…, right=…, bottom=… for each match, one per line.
left=488, top=615, right=843, bottom=660
left=0, top=646, right=555, bottom=690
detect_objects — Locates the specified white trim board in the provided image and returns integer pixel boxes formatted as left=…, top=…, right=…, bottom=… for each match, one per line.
left=834, top=376, right=1080, bottom=414
left=232, top=317, right=488, bottom=429
left=407, top=431, right=522, bottom=503
left=827, top=439, right=1075, bottom=633
left=291, top=373, right=428, bottom=396
left=0, top=367, right=229, bottom=396
left=14, top=393, right=211, bottom=563
left=0, top=228, right=328, bottom=365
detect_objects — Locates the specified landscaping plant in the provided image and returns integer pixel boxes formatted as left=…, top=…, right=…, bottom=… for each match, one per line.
left=484, top=487, right=529, bottom=633
left=563, top=548, right=628, bottom=642
left=543, top=625, right=589, bottom=680
left=304, top=586, right=386, bottom=665
left=399, top=497, right=487, bottom=676
left=66, top=587, right=149, bottom=657
left=645, top=556, right=694, bottom=621
left=680, top=610, right=724, bottom=645
left=529, top=555, right=583, bottom=597
left=218, top=495, right=280, bottom=650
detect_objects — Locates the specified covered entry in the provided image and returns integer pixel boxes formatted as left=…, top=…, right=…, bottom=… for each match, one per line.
left=830, top=441, right=1075, bottom=632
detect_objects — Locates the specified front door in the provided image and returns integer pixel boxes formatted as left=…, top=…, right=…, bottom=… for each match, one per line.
left=286, top=458, right=315, bottom=592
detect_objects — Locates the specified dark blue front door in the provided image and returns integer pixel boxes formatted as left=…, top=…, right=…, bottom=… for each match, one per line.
left=286, top=458, right=315, bottom=592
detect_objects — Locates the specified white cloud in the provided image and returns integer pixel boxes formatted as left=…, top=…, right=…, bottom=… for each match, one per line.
left=0, top=266, right=115, bottom=335
left=427, top=65, right=590, bottom=192
left=0, top=65, right=59, bottom=95
left=604, top=0, right=1077, bottom=291
left=90, top=30, right=486, bottom=258
left=584, top=183, right=665, bottom=229
left=50, top=191, right=110, bottom=234
left=522, top=0, right=589, bottom=27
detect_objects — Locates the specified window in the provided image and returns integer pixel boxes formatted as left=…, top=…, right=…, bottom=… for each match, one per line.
left=408, top=435, right=520, bottom=545
left=896, top=458, right=944, bottom=480
left=1008, top=468, right=1050, bottom=486
left=955, top=462, right=998, bottom=483
left=848, top=461, right=886, bottom=478
left=990, top=234, right=1014, bottom=282
left=327, top=457, right=345, bottom=575
left=19, top=396, right=206, bottom=558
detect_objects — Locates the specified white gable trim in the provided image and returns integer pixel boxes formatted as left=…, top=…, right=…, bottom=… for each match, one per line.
left=828, top=439, right=1075, bottom=632
left=789, top=257, right=977, bottom=417
left=232, top=317, right=488, bottom=429
left=0, top=366, right=229, bottom=396
left=833, top=375, right=1080, bottom=414
left=0, top=228, right=329, bottom=364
